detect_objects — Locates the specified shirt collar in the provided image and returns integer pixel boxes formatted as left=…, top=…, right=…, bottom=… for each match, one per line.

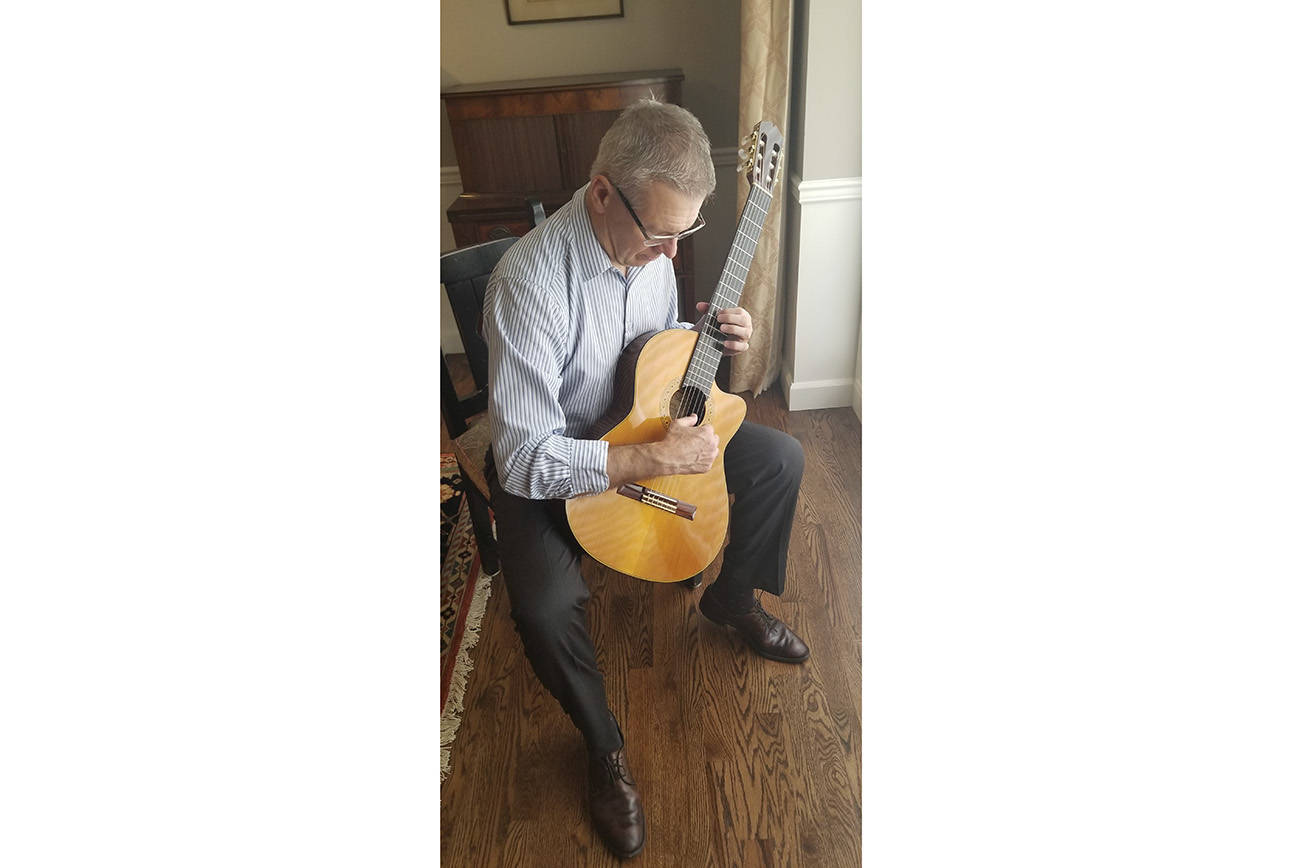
left=569, top=182, right=643, bottom=285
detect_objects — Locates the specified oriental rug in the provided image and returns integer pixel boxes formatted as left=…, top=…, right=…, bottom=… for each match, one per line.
left=440, top=454, right=493, bottom=782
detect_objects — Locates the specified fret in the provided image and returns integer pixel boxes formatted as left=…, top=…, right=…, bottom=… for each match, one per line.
left=680, top=164, right=779, bottom=394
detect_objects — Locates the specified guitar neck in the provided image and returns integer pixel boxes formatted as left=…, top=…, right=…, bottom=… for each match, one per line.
left=683, top=184, right=773, bottom=390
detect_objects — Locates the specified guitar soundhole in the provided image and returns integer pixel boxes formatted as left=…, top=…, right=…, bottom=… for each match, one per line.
left=668, top=386, right=710, bottom=425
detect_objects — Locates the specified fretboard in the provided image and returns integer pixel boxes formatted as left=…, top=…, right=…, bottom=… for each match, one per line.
left=681, top=184, right=773, bottom=393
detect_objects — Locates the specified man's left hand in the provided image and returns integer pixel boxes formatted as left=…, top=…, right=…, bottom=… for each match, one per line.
left=696, top=302, right=753, bottom=356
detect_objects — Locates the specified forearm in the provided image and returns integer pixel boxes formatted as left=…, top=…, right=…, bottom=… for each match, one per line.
left=605, top=442, right=667, bottom=491
left=606, top=429, right=715, bottom=491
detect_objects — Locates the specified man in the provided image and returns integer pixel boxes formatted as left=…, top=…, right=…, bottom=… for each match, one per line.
left=481, top=99, right=807, bottom=860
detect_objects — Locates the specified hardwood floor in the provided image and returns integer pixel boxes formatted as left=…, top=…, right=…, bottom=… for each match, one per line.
left=440, top=356, right=861, bottom=867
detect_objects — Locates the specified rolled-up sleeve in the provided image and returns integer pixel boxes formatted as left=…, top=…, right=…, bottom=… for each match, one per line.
left=483, top=273, right=610, bottom=500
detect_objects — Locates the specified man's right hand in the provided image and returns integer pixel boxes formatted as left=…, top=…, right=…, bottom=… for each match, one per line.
left=604, top=414, right=721, bottom=492
left=657, top=414, right=719, bottom=475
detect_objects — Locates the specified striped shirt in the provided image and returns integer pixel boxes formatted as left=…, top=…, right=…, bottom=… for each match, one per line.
left=483, top=183, right=692, bottom=500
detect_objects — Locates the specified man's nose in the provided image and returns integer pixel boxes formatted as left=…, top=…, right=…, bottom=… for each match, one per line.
left=659, top=236, right=678, bottom=259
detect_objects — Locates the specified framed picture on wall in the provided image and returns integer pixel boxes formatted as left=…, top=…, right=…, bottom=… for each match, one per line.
left=505, top=0, right=624, bottom=25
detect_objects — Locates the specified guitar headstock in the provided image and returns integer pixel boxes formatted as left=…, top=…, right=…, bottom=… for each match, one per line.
left=738, top=120, right=784, bottom=195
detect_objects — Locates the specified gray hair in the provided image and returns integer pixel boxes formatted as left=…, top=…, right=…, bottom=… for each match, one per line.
left=590, top=99, right=716, bottom=207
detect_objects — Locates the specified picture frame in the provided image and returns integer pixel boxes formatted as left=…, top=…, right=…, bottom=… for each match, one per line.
left=505, top=0, right=624, bottom=26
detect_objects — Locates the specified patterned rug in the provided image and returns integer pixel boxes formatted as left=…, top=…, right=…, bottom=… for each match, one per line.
left=440, top=454, right=493, bottom=782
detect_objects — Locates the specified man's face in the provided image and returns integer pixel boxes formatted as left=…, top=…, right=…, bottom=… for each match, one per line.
left=600, top=179, right=705, bottom=270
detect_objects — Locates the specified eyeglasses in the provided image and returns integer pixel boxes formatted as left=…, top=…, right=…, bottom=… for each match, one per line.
left=613, top=184, right=706, bottom=248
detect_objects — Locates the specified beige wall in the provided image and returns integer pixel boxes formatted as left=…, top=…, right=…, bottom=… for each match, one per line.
left=800, top=0, right=861, bottom=180
left=439, top=0, right=742, bottom=300
left=779, top=0, right=862, bottom=410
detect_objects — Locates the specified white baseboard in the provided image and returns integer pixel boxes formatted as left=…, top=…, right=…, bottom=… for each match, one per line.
left=780, top=174, right=861, bottom=416
left=782, top=370, right=857, bottom=411
left=852, top=376, right=862, bottom=421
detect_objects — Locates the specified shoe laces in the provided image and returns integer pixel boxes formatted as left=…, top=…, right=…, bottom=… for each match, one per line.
left=597, top=750, right=634, bottom=786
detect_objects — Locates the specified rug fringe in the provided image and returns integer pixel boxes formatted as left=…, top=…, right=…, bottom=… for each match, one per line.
left=440, top=559, right=493, bottom=783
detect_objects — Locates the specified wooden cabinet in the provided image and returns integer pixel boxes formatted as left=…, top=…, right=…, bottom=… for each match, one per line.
left=446, top=192, right=574, bottom=246
left=442, top=69, right=696, bottom=317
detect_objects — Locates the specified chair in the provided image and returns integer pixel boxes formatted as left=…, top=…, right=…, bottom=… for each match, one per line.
left=441, top=237, right=519, bottom=577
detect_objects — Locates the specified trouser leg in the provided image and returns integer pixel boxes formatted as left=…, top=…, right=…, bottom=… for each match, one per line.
left=487, top=470, right=622, bottom=755
left=711, top=421, right=805, bottom=602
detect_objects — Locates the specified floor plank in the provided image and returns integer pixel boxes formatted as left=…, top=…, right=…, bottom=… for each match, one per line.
left=442, top=360, right=860, bottom=866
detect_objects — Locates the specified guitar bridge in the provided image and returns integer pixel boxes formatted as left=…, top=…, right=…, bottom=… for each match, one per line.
left=616, top=483, right=696, bottom=520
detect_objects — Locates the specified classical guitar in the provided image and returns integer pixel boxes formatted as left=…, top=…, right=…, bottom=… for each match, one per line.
left=565, top=121, right=784, bottom=582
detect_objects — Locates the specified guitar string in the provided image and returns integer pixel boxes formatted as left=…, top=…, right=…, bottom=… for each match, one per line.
left=691, top=196, right=765, bottom=366
left=676, top=192, right=769, bottom=433
left=656, top=193, right=770, bottom=571
left=672, top=191, right=769, bottom=508
left=624, top=183, right=775, bottom=571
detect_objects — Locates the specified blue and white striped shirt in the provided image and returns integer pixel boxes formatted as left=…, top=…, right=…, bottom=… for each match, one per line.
left=483, top=183, right=692, bottom=500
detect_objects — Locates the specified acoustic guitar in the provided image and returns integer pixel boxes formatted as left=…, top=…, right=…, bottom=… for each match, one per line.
left=565, top=120, right=785, bottom=582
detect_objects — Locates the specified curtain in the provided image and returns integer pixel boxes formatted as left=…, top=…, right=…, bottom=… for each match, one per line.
left=730, top=0, right=793, bottom=396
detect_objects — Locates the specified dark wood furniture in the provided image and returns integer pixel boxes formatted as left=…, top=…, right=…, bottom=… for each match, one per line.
left=442, top=69, right=696, bottom=318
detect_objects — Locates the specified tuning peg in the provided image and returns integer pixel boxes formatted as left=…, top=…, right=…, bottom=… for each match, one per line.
left=737, top=147, right=748, bottom=159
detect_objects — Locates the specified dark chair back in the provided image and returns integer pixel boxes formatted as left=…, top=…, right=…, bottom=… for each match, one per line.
left=440, top=237, right=518, bottom=438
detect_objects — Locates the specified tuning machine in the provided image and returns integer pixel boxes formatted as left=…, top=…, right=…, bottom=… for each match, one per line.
left=737, top=129, right=760, bottom=173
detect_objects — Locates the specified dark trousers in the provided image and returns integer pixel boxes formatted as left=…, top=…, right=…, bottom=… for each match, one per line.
left=486, top=421, right=804, bottom=755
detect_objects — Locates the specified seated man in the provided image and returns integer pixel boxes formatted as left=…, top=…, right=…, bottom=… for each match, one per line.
left=482, top=99, right=808, bottom=860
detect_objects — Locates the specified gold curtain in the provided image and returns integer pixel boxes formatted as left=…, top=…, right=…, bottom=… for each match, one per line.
left=730, top=0, right=793, bottom=396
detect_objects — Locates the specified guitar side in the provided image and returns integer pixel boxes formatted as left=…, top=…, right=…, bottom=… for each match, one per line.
left=566, top=329, right=746, bottom=582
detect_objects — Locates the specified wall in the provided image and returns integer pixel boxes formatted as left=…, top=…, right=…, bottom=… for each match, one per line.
left=798, top=0, right=861, bottom=180
left=439, top=0, right=742, bottom=296
left=439, top=0, right=863, bottom=414
left=854, top=327, right=862, bottom=421
left=780, top=0, right=862, bottom=411
left=783, top=175, right=862, bottom=409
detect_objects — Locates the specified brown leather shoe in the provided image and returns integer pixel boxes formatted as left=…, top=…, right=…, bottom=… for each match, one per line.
left=698, top=589, right=810, bottom=663
left=588, top=743, right=645, bottom=859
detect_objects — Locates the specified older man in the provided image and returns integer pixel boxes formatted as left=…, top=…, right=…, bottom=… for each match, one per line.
left=481, top=99, right=807, bottom=860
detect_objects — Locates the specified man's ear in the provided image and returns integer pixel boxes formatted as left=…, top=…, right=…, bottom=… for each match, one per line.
left=589, top=175, right=615, bottom=215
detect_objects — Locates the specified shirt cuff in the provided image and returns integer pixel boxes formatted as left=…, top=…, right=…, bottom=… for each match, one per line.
left=570, top=437, right=610, bottom=496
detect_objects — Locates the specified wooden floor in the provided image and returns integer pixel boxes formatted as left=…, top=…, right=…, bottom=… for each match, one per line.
left=440, top=357, right=861, bottom=867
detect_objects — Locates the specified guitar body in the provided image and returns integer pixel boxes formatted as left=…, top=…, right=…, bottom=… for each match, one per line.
left=566, top=328, right=747, bottom=582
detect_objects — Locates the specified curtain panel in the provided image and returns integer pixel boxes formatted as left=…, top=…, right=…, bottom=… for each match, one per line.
left=730, top=0, right=793, bottom=396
